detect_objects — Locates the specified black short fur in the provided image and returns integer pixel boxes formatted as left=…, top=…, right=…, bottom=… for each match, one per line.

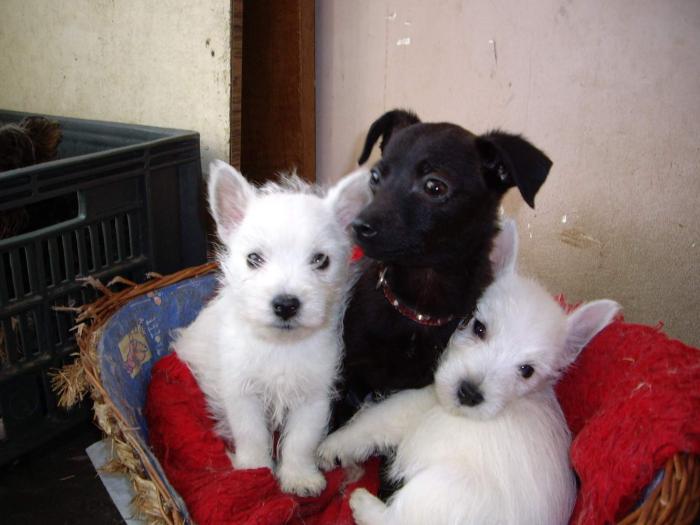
left=335, top=109, right=552, bottom=425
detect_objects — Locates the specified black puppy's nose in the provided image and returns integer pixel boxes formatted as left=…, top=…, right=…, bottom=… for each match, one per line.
left=272, top=295, right=301, bottom=320
left=352, top=219, right=377, bottom=239
left=457, top=381, right=484, bottom=407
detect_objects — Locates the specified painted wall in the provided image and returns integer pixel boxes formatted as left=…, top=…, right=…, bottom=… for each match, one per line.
left=317, top=0, right=700, bottom=346
left=0, top=0, right=231, bottom=167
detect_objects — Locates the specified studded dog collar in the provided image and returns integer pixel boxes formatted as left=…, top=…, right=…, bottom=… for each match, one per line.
left=376, top=265, right=459, bottom=327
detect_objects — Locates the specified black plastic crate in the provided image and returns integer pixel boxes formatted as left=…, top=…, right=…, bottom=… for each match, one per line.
left=0, top=110, right=207, bottom=464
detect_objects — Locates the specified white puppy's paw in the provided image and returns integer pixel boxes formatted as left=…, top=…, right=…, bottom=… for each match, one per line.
left=350, top=488, right=386, bottom=525
left=317, top=443, right=339, bottom=471
left=278, top=464, right=327, bottom=497
left=317, top=430, right=354, bottom=470
left=227, top=448, right=273, bottom=471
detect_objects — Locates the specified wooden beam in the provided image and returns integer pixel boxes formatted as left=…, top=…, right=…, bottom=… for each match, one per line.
left=229, top=0, right=243, bottom=168
left=240, top=0, right=315, bottom=184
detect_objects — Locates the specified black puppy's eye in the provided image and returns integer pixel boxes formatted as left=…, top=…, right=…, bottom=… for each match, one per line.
left=424, top=178, right=448, bottom=197
left=369, top=168, right=381, bottom=186
left=519, top=364, right=535, bottom=379
left=246, top=252, right=265, bottom=269
left=473, top=319, right=486, bottom=339
left=311, top=253, right=330, bottom=270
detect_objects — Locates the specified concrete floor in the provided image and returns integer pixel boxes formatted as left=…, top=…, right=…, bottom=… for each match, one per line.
left=0, top=421, right=123, bottom=524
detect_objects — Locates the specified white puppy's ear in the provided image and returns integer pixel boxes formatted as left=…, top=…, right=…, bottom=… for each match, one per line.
left=325, top=169, right=372, bottom=229
left=490, top=218, right=518, bottom=276
left=208, top=160, right=255, bottom=242
left=563, top=300, right=620, bottom=365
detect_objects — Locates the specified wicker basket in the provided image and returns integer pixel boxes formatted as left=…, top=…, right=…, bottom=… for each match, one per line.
left=53, top=263, right=700, bottom=525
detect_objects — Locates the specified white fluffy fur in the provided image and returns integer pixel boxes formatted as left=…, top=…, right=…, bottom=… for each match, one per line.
left=175, top=160, right=371, bottom=496
left=318, top=219, right=620, bottom=524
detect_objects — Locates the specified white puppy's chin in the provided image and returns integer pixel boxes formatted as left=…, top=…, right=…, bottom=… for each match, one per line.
left=273, top=321, right=298, bottom=331
left=454, top=400, right=504, bottom=420
left=253, top=318, right=328, bottom=342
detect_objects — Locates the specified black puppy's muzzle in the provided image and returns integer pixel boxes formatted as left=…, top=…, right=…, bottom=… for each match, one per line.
left=352, top=219, right=377, bottom=240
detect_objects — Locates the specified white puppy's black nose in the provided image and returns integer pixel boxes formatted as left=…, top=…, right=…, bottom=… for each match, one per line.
left=272, top=294, right=301, bottom=320
left=457, top=380, right=484, bottom=406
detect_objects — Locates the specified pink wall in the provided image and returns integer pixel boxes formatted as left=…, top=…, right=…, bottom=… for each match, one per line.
left=316, top=0, right=700, bottom=346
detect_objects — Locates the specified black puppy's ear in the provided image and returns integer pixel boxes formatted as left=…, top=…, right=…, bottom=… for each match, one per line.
left=357, top=109, right=420, bottom=164
left=475, top=131, right=552, bottom=208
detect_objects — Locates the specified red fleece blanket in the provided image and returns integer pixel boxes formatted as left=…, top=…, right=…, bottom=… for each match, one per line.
left=146, top=321, right=699, bottom=524
left=556, top=321, right=700, bottom=523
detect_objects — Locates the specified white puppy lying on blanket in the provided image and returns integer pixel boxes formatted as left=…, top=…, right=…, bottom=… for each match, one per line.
left=319, top=220, right=619, bottom=524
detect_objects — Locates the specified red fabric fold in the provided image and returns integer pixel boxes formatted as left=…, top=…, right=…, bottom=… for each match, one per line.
left=556, top=321, right=700, bottom=523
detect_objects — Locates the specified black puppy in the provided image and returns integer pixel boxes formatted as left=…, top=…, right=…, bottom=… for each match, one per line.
left=336, top=109, right=552, bottom=422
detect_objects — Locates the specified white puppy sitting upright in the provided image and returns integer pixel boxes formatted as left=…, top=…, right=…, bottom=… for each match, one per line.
left=318, top=220, right=620, bottom=524
left=175, top=160, right=370, bottom=496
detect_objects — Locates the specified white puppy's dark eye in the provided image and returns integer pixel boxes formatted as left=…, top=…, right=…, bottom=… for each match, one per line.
left=424, top=178, right=448, bottom=197
left=246, top=252, right=265, bottom=269
left=473, top=319, right=486, bottom=339
left=519, top=364, right=535, bottom=379
left=369, top=168, right=381, bottom=186
left=311, top=252, right=330, bottom=270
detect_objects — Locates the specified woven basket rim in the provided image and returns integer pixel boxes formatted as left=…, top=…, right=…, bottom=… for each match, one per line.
left=55, top=262, right=217, bottom=524
left=617, top=452, right=700, bottom=525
